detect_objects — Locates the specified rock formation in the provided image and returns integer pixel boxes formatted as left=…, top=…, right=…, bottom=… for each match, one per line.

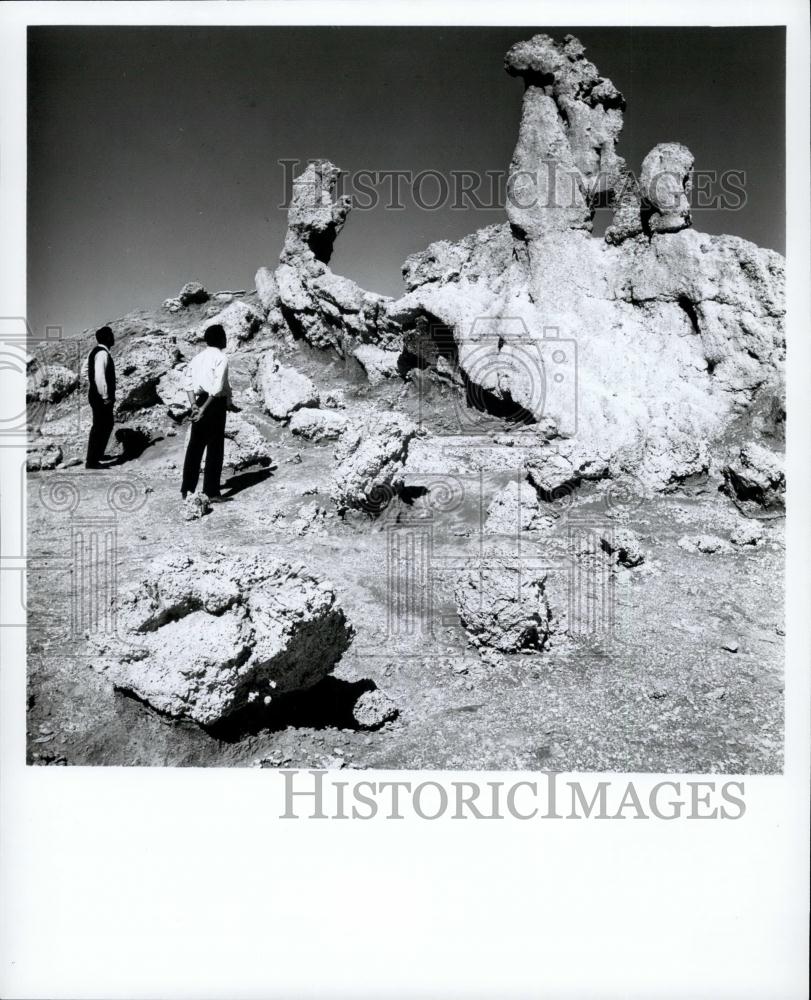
left=89, top=550, right=353, bottom=725
left=329, top=409, right=418, bottom=513
left=455, top=560, right=554, bottom=652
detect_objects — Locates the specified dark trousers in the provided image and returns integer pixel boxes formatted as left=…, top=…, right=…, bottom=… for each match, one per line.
left=181, top=397, right=227, bottom=497
left=86, top=398, right=114, bottom=467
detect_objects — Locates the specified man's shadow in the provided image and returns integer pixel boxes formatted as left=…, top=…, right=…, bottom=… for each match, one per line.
left=221, top=467, right=274, bottom=498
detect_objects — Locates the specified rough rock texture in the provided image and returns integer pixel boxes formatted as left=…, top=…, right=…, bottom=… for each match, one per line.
left=730, top=519, right=765, bottom=547
left=275, top=160, right=402, bottom=353
left=198, top=300, right=261, bottom=349
left=383, top=34, right=784, bottom=494
left=722, top=441, right=785, bottom=510
left=640, top=143, right=694, bottom=234
left=504, top=33, right=626, bottom=236
left=329, top=409, right=418, bottom=513
left=182, top=492, right=211, bottom=521
left=352, top=689, right=398, bottom=729
left=289, top=406, right=348, bottom=441
left=678, top=534, right=731, bottom=555
left=155, top=366, right=191, bottom=421
left=255, top=352, right=320, bottom=420
left=600, top=526, right=645, bottom=567
left=455, top=561, right=553, bottom=652
left=353, top=344, right=402, bottom=384
left=26, top=439, right=63, bottom=471
left=484, top=479, right=551, bottom=534
left=26, top=363, right=79, bottom=405
left=90, top=550, right=353, bottom=726
left=179, top=281, right=210, bottom=307
left=223, top=413, right=273, bottom=471
left=254, top=266, right=279, bottom=314
left=115, top=333, right=183, bottom=416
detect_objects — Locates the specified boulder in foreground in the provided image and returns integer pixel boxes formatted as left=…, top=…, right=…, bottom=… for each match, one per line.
left=90, top=550, right=353, bottom=725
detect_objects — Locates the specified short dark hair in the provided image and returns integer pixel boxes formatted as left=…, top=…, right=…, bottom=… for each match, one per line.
left=95, top=325, right=114, bottom=347
left=204, top=324, right=226, bottom=348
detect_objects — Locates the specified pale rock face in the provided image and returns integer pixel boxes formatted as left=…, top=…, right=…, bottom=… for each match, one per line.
left=504, top=33, right=626, bottom=237
left=26, top=363, right=79, bottom=405
left=722, top=441, right=785, bottom=509
left=454, top=561, right=553, bottom=652
left=223, top=412, right=273, bottom=471
left=254, top=266, right=279, bottom=314
left=115, top=333, right=183, bottom=416
left=89, top=550, right=353, bottom=725
left=600, top=525, right=645, bottom=567
left=198, top=300, right=261, bottom=349
left=640, top=143, right=694, bottom=234
left=182, top=492, right=211, bottom=521
left=329, top=409, right=419, bottom=513
left=255, top=352, right=320, bottom=421
left=484, top=479, right=552, bottom=535
left=289, top=407, right=348, bottom=442
left=353, top=344, right=402, bottom=384
left=275, top=160, right=402, bottom=353
left=156, top=365, right=191, bottom=421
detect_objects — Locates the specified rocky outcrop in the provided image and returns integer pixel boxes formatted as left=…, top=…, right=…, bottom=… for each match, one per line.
left=179, top=281, right=210, bottom=306
left=640, top=143, right=694, bottom=234
left=353, top=344, right=402, bottom=384
left=504, top=33, right=626, bottom=237
left=255, top=352, right=320, bottom=420
left=455, top=560, right=553, bottom=652
left=115, top=333, right=183, bottom=416
left=90, top=550, right=353, bottom=726
left=275, top=160, right=402, bottom=353
left=26, top=363, right=79, bottom=405
left=329, top=409, right=418, bottom=513
left=197, top=300, right=261, bottom=348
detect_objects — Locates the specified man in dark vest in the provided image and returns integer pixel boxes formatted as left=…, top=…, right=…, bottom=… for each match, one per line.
left=181, top=324, right=240, bottom=501
left=85, top=325, right=116, bottom=469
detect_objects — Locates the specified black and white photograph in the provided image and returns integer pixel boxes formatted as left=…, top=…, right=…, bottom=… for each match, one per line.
left=22, top=23, right=788, bottom=770
left=1, top=2, right=808, bottom=998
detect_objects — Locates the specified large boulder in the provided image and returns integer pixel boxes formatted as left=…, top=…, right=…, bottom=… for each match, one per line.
left=115, top=333, right=183, bottom=416
left=455, top=560, right=554, bottom=652
left=179, top=281, right=210, bottom=306
left=198, top=300, right=261, bottom=349
left=223, top=413, right=273, bottom=471
left=329, top=409, right=418, bottom=513
left=89, top=550, right=353, bottom=726
left=289, top=406, right=348, bottom=441
left=255, top=352, right=320, bottom=420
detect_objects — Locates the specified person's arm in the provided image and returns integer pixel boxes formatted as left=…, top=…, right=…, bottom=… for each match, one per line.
left=94, top=351, right=110, bottom=403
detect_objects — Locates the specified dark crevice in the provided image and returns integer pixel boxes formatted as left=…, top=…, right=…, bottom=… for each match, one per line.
left=677, top=295, right=700, bottom=336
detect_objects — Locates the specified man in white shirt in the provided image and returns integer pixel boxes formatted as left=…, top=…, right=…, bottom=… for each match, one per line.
left=181, top=324, right=240, bottom=500
left=85, top=325, right=116, bottom=469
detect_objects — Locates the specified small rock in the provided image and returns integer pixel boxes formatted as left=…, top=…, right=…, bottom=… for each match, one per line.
left=182, top=493, right=211, bottom=521
left=721, top=639, right=739, bottom=653
left=352, top=689, right=398, bottom=730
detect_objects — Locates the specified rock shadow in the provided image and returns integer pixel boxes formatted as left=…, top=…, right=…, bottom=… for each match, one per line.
left=204, top=675, right=377, bottom=742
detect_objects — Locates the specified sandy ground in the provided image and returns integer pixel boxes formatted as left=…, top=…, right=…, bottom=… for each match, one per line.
left=26, top=337, right=784, bottom=771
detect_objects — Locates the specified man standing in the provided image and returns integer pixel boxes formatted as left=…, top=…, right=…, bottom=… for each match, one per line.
left=85, top=325, right=116, bottom=469
left=181, top=324, right=240, bottom=501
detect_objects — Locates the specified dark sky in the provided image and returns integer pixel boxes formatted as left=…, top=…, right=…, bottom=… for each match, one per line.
left=27, top=26, right=785, bottom=339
